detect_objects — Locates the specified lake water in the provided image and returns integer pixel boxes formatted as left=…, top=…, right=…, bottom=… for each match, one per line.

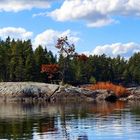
left=0, top=101, right=140, bottom=140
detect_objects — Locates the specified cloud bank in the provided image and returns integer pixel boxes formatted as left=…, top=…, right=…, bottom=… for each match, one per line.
left=92, top=42, right=140, bottom=58
left=0, top=27, right=79, bottom=53
left=34, top=29, right=80, bottom=52
left=48, top=0, right=140, bottom=27
left=0, top=0, right=55, bottom=12
left=1, top=0, right=140, bottom=27
left=0, top=27, right=33, bottom=40
left=1, top=27, right=140, bottom=58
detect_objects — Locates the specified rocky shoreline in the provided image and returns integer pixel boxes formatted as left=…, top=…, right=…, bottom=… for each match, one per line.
left=0, top=82, right=140, bottom=102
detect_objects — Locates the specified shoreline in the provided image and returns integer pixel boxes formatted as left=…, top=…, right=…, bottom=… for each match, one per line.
left=0, top=82, right=139, bottom=102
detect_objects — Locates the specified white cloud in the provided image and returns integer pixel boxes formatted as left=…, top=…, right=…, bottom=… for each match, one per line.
left=0, top=0, right=55, bottom=12
left=92, top=42, right=140, bottom=58
left=0, top=27, right=33, bottom=40
left=34, top=29, right=80, bottom=52
left=87, top=18, right=116, bottom=28
left=0, top=27, right=79, bottom=54
left=48, top=0, right=140, bottom=27
left=33, top=12, right=48, bottom=18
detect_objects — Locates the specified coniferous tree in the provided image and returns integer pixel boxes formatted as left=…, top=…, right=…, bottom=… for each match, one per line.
left=0, top=44, right=5, bottom=81
left=128, top=53, right=140, bottom=84
left=0, top=36, right=140, bottom=85
left=34, top=45, right=49, bottom=82
left=24, top=42, right=35, bottom=81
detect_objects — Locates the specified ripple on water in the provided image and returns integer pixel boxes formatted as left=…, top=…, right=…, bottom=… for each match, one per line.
left=0, top=101, right=140, bottom=140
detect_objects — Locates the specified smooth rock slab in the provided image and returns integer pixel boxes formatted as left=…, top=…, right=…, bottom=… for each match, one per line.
left=0, top=82, right=59, bottom=99
left=0, top=82, right=120, bottom=102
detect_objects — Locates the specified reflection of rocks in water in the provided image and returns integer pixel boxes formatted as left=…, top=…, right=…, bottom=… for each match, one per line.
left=0, top=102, right=67, bottom=139
left=0, top=102, right=59, bottom=119
left=0, top=101, right=139, bottom=140
left=55, top=101, right=126, bottom=117
left=0, top=101, right=137, bottom=140
left=0, top=101, right=126, bottom=120
left=89, top=101, right=126, bottom=115
left=0, top=101, right=127, bottom=140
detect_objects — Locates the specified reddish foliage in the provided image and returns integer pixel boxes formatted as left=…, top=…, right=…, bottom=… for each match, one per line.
left=84, top=82, right=128, bottom=97
left=41, top=64, right=59, bottom=75
left=55, top=36, right=75, bottom=56
left=76, top=54, right=88, bottom=61
left=55, top=38, right=64, bottom=49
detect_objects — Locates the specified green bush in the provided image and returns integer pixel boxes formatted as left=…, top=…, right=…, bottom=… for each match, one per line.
left=89, top=76, right=96, bottom=84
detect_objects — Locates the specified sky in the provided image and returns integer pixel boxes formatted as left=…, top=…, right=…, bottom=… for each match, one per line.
left=0, top=0, right=140, bottom=58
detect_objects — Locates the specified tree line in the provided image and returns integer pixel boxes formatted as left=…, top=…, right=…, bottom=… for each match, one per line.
left=0, top=37, right=140, bottom=85
left=0, top=37, right=56, bottom=82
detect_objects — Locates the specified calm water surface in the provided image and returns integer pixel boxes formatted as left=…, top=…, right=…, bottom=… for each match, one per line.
left=0, top=101, right=140, bottom=140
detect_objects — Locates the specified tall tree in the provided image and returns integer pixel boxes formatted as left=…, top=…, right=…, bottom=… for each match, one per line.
left=128, top=53, right=140, bottom=84
left=24, top=41, right=35, bottom=81
left=34, top=45, right=48, bottom=82
left=56, top=36, right=75, bottom=84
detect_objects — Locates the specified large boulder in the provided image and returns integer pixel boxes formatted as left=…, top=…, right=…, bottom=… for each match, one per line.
left=0, top=82, right=120, bottom=102
left=52, top=86, right=117, bottom=102
left=0, top=82, right=59, bottom=101
left=95, top=90, right=117, bottom=101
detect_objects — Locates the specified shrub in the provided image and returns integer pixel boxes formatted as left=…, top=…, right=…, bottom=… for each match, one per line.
left=89, top=76, right=96, bottom=84
left=85, top=82, right=128, bottom=97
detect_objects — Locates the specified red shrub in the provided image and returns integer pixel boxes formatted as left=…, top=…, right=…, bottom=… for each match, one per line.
left=85, top=82, right=128, bottom=97
left=41, top=64, right=59, bottom=74
left=76, top=54, right=88, bottom=61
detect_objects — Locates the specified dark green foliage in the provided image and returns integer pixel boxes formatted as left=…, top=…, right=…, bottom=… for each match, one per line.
left=0, top=37, right=56, bottom=82
left=127, top=53, right=140, bottom=84
left=0, top=37, right=140, bottom=85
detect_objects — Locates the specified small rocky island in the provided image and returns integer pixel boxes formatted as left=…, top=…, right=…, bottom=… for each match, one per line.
left=0, top=82, right=139, bottom=102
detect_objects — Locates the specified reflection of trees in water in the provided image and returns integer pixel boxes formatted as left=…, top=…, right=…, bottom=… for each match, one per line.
left=0, top=116, right=57, bottom=139
left=60, top=105, right=70, bottom=140
left=0, top=101, right=127, bottom=140
left=0, top=119, right=33, bottom=139
left=128, top=101, right=140, bottom=116
left=56, top=102, right=126, bottom=140
left=38, top=117, right=57, bottom=133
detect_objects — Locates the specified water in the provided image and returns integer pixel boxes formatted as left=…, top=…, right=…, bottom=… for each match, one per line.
left=0, top=101, right=140, bottom=140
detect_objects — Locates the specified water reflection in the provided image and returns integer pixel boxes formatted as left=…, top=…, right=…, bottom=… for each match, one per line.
left=0, top=101, right=139, bottom=140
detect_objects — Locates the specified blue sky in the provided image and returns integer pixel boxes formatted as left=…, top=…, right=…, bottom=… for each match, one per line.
left=0, top=0, right=140, bottom=58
